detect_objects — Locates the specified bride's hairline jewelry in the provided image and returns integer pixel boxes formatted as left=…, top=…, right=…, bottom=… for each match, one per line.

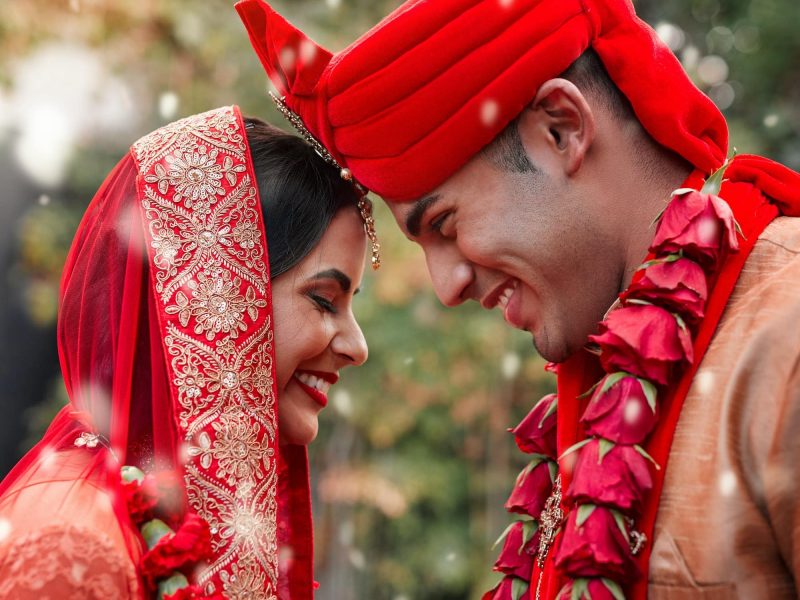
left=269, top=91, right=381, bottom=270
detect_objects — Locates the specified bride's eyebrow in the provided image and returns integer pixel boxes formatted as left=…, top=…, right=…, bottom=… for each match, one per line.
left=309, top=268, right=352, bottom=293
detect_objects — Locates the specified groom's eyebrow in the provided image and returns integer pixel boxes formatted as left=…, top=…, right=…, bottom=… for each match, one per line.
left=406, top=194, right=441, bottom=238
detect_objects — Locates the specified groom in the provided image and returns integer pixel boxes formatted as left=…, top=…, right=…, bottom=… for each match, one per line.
left=237, top=0, right=800, bottom=598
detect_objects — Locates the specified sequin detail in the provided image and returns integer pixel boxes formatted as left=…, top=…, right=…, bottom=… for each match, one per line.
left=132, top=107, right=278, bottom=597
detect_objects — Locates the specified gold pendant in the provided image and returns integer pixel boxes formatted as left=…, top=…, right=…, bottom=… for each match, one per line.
left=535, top=474, right=565, bottom=600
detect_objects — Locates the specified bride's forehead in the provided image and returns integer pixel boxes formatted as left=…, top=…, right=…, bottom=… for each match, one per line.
left=289, top=211, right=367, bottom=274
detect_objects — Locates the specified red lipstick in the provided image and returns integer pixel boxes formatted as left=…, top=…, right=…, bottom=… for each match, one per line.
left=293, top=373, right=332, bottom=408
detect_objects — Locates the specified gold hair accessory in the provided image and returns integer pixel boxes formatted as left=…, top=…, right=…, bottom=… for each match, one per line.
left=269, top=91, right=381, bottom=269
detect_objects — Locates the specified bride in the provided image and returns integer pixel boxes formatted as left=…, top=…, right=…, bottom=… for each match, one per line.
left=0, top=105, right=370, bottom=599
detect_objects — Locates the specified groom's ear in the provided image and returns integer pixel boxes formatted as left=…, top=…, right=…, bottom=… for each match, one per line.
left=518, top=78, right=596, bottom=177
left=236, top=0, right=332, bottom=96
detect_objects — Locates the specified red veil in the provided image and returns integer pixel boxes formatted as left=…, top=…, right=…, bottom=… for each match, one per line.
left=0, top=106, right=314, bottom=599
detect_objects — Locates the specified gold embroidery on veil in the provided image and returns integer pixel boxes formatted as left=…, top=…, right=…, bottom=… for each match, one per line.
left=133, top=107, right=278, bottom=598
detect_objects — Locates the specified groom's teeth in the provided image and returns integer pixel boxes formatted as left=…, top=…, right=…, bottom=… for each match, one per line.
left=496, top=283, right=516, bottom=309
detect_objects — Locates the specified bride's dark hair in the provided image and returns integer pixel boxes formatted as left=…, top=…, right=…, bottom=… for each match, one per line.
left=245, top=117, right=361, bottom=278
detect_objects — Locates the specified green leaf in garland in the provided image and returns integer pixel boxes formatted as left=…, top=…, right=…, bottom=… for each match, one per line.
left=492, top=521, right=517, bottom=550
left=611, top=510, right=629, bottom=543
left=576, top=504, right=597, bottom=527
left=637, top=378, right=658, bottom=414
left=493, top=519, right=530, bottom=549
left=521, top=520, right=539, bottom=552
left=671, top=187, right=698, bottom=197
left=598, top=438, right=615, bottom=462
left=625, top=299, right=654, bottom=307
left=601, top=578, right=627, bottom=600
left=157, top=573, right=189, bottom=599
left=584, top=342, right=602, bottom=357
left=734, top=217, right=746, bottom=240
left=547, top=460, right=559, bottom=484
left=518, top=454, right=550, bottom=484
left=511, top=577, right=529, bottom=600
left=560, top=438, right=592, bottom=460
left=635, top=253, right=682, bottom=272
left=673, top=312, right=689, bottom=333
left=141, top=518, right=174, bottom=550
left=700, top=158, right=731, bottom=196
left=600, top=372, right=628, bottom=395
left=649, top=203, right=669, bottom=228
left=633, top=445, right=661, bottom=470
left=578, top=379, right=601, bottom=399
left=539, top=395, right=558, bottom=427
left=571, top=578, right=590, bottom=600
left=121, top=465, right=145, bottom=485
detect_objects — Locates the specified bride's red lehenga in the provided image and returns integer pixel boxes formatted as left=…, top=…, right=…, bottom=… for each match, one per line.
left=0, top=106, right=314, bottom=599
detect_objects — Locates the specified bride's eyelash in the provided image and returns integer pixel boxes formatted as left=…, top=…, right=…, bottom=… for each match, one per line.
left=308, top=293, right=337, bottom=314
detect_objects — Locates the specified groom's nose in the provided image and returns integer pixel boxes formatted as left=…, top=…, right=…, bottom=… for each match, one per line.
left=426, top=249, right=474, bottom=307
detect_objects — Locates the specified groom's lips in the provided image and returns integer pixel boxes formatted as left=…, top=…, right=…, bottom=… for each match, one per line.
left=481, top=278, right=519, bottom=310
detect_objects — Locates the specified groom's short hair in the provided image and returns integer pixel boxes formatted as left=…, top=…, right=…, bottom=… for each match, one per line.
left=483, top=49, right=641, bottom=175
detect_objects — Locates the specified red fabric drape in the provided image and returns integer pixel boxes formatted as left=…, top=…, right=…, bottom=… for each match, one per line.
left=0, top=107, right=315, bottom=599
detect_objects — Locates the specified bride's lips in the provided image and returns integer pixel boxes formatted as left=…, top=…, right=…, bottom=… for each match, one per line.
left=292, top=370, right=338, bottom=408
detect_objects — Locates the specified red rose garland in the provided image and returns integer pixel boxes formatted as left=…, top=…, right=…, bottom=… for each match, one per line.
left=121, top=466, right=223, bottom=600
left=483, top=394, right=559, bottom=598
left=484, top=163, right=740, bottom=599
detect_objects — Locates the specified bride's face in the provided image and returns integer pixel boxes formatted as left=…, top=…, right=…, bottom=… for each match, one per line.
left=271, top=207, right=369, bottom=445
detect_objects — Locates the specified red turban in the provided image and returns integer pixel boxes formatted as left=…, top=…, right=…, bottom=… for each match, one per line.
left=237, top=0, right=728, bottom=201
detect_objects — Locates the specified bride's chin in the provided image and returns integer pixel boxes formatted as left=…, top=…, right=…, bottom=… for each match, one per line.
left=279, top=419, right=319, bottom=446
left=278, top=389, right=320, bottom=445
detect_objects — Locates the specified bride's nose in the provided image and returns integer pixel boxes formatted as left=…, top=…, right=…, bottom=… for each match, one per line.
left=331, top=312, right=368, bottom=366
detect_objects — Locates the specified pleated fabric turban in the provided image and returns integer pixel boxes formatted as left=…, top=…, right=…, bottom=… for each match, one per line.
left=236, top=0, right=728, bottom=201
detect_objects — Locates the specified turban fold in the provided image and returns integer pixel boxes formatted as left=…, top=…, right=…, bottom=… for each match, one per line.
left=237, top=0, right=728, bottom=201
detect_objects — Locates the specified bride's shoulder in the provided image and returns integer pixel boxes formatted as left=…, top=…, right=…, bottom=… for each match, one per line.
left=0, top=449, right=143, bottom=598
left=0, top=522, right=141, bottom=599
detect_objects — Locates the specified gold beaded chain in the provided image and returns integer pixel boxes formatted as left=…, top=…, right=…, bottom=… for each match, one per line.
left=269, top=92, right=381, bottom=269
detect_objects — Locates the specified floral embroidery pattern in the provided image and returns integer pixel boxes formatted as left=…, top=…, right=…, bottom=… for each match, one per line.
left=165, top=266, right=267, bottom=341
left=133, top=107, right=278, bottom=597
left=220, top=561, right=274, bottom=600
left=211, top=411, right=273, bottom=486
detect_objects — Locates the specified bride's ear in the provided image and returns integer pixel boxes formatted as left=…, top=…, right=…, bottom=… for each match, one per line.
left=519, top=78, right=596, bottom=177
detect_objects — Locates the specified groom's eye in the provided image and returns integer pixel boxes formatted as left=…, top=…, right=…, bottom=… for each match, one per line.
left=430, top=211, right=452, bottom=234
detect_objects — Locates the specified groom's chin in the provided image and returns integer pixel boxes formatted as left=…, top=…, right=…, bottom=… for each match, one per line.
left=530, top=328, right=573, bottom=365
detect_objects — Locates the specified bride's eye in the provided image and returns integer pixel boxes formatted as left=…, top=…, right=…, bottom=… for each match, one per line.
left=308, top=293, right=337, bottom=314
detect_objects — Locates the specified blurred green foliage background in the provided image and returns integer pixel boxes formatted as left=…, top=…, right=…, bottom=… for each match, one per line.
left=0, top=1, right=797, bottom=598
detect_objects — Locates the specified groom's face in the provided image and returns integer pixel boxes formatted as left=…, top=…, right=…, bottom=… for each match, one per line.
left=387, top=151, right=617, bottom=363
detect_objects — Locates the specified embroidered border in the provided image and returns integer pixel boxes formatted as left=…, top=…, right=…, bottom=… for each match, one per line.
left=133, top=106, right=278, bottom=599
